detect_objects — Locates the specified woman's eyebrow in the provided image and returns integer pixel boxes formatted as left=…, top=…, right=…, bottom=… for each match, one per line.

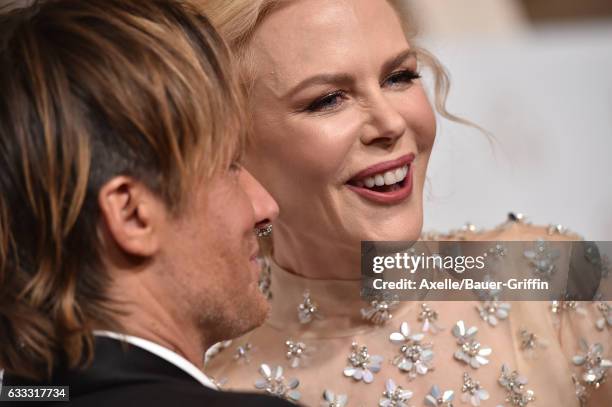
left=281, top=49, right=416, bottom=100
left=380, top=48, right=417, bottom=76
left=282, top=72, right=354, bottom=100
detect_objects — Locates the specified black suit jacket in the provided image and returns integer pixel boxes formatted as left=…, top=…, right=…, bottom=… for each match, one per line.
left=2, top=337, right=296, bottom=406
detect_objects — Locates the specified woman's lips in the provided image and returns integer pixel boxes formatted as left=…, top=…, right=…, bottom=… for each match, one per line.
left=345, top=163, right=413, bottom=205
left=349, top=153, right=415, bottom=181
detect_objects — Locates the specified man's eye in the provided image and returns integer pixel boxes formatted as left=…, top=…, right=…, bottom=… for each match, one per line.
left=305, top=91, right=345, bottom=112
left=383, top=69, right=421, bottom=88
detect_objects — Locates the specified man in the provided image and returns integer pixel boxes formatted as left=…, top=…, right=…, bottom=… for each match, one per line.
left=0, top=0, right=291, bottom=405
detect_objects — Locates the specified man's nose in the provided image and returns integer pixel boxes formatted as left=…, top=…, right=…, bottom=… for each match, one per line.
left=240, top=168, right=279, bottom=225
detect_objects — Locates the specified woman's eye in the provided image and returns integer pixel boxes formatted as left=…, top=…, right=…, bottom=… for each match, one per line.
left=383, top=69, right=421, bottom=88
left=229, top=161, right=242, bottom=173
left=305, top=91, right=345, bottom=112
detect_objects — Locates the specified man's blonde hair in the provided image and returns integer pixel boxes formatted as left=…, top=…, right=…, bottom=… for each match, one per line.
left=0, top=0, right=245, bottom=380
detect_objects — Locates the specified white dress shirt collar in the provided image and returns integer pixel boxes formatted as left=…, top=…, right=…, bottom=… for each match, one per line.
left=93, top=330, right=218, bottom=390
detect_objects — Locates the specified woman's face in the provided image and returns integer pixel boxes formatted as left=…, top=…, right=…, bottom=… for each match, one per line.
left=246, top=0, right=436, bottom=247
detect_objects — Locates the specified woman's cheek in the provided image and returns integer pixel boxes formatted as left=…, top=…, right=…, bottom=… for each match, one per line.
left=410, top=92, right=437, bottom=149
left=284, top=124, right=357, bottom=182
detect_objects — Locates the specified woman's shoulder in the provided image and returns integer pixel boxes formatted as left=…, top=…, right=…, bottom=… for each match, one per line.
left=422, top=212, right=609, bottom=301
left=422, top=212, right=583, bottom=242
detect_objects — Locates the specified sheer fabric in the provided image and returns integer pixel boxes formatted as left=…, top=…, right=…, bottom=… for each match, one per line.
left=205, top=220, right=611, bottom=406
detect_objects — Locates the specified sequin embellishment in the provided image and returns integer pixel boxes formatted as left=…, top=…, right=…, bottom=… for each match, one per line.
left=234, top=342, right=252, bottom=364
left=418, top=303, right=443, bottom=334
left=285, top=340, right=310, bottom=368
left=498, top=364, right=535, bottom=406
left=523, top=239, right=560, bottom=280
left=595, top=302, right=611, bottom=331
left=424, top=385, right=454, bottom=407
left=298, top=290, right=322, bottom=324
left=460, top=372, right=490, bottom=406
left=572, top=339, right=611, bottom=391
left=380, top=379, right=414, bottom=407
left=254, top=364, right=301, bottom=403
left=517, top=329, right=548, bottom=359
left=321, top=390, right=348, bottom=407
left=389, top=321, right=434, bottom=379
left=452, top=321, right=492, bottom=369
left=361, top=299, right=398, bottom=325
left=476, top=301, right=511, bottom=327
left=343, top=342, right=383, bottom=383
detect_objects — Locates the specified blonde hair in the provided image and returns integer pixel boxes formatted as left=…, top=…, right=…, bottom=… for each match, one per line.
left=198, top=0, right=471, bottom=126
left=0, top=0, right=244, bottom=380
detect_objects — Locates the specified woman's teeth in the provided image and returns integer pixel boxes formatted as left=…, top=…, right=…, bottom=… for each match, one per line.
left=356, top=165, right=408, bottom=189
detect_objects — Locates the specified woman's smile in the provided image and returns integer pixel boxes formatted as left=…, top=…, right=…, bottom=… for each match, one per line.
left=345, top=153, right=415, bottom=205
left=242, top=0, right=435, bottom=247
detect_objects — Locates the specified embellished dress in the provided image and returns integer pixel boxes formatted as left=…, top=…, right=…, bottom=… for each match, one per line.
left=205, top=216, right=611, bottom=407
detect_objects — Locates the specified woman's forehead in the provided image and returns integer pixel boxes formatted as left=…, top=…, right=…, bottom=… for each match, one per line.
left=249, top=0, right=408, bottom=93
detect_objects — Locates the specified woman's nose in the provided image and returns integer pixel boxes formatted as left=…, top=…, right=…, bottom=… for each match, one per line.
left=359, top=92, right=407, bottom=148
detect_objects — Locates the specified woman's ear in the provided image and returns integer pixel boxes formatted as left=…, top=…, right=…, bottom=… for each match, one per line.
left=97, top=176, right=165, bottom=257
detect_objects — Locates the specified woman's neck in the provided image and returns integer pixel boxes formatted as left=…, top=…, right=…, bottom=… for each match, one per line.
left=271, top=222, right=362, bottom=280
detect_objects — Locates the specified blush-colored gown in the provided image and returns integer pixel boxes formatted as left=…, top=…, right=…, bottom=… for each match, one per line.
left=205, top=216, right=611, bottom=407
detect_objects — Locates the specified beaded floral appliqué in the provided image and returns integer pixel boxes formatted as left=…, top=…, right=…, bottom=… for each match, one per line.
left=517, top=329, right=548, bottom=359
left=451, top=321, right=492, bottom=369
left=424, top=385, right=454, bottom=407
left=550, top=300, right=588, bottom=327
left=297, top=290, right=322, bottom=324
left=321, top=390, right=348, bottom=407
left=484, top=243, right=508, bottom=260
left=551, top=300, right=587, bottom=316
left=475, top=301, right=511, bottom=327
left=418, top=303, right=443, bottom=334
left=572, top=339, right=611, bottom=392
left=361, top=299, right=398, bottom=325
left=595, top=301, right=611, bottom=331
left=523, top=239, right=560, bottom=280
left=380, top=379, right=414, bottom=407
left=343, top=342, right=383, bottom=383
left=389, top=321, right=434, bottom=380
left=285, top=340, right=312, bottom=368
left=460, top=372, right=490, bottom=406
left=254, top=364, right=301, bottom=403
left=497, top=364, right=535, bottom=406
left=233, top=342, right=252, bottom=364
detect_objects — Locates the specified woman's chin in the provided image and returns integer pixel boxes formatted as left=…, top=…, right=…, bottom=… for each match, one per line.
left=341, top=185, right=424, bottom=236
left=348, top=220, right=423, bottom=243
left=360, top=211, right=423, bottom=242
left=370, top=229, right=421, bottom=242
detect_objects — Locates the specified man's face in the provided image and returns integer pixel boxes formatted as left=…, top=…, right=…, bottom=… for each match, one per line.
left=155, top=167, right=278, bottom=344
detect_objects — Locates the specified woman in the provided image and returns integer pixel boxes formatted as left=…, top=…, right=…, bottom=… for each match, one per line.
left=201, top=0, right=611, bottom=405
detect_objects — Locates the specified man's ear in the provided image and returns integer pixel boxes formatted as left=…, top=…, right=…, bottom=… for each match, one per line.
left=97, top=176, right=164, bottom=257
